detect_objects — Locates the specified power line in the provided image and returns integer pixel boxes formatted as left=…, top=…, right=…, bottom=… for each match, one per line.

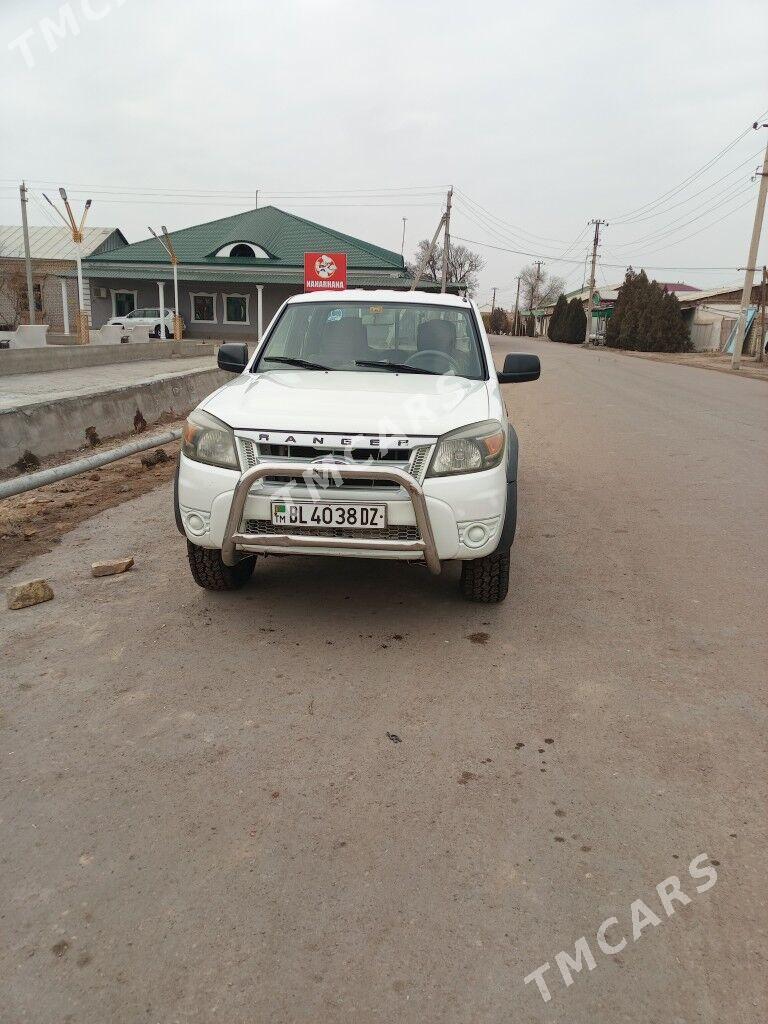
left=620, top=194, right=759, bottom=261
left=609, top=107, right=768, bottom=222
left=452, top=234, right=748, bottom=272
left=454, top=189, right=573, bottom=244
left=8, top=192, right=442, bottom=210
left=0, top=179, right=446, bottom=199
left=612, top=146, right=765, bottom=225
left=610, top=178, right=756, bottom=249
left=453, top=199, right=589, bottom=261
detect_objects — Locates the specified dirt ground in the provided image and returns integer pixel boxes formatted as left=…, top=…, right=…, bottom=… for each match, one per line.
left=0, top=425, right=182, bottom=577
left=583, top=343, right=768, bottom=381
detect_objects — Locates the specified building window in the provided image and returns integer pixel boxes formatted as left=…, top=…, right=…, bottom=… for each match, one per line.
left=191, top=293, right=217, bottom=323
left=21, top=283, right=43, bottom=313
left=112, top=290, right=137, bottom=317
left=224, top=293, right=249, bottom=324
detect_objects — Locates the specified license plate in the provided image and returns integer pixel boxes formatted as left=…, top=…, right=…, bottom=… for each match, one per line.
left=271, top=501, right=387, bottom=529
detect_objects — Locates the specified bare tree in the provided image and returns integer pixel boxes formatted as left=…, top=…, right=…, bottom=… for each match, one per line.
left=519, top=263, right=565, bottom=314
left=409, top=241, right=485, bottom=296
left=0, top=262, right=28, bottom=329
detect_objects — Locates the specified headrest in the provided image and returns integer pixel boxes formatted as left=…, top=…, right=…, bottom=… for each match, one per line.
left=321, top=316, right=367, bottom=364
left=417, top=319, right=457, bottom=353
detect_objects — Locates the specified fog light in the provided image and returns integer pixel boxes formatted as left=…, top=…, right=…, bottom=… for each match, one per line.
left=187, top=513, right=205, bottom=534
left=466, top=524, right=488, bottom=546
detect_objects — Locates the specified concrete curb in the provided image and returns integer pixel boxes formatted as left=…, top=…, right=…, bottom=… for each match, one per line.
left=0, top=339, right=220, bottom=376
left=0, top=367, right=228, bottom=469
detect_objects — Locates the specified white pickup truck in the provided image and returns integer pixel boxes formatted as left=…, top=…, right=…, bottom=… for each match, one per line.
left=174, top=290, right=540, bottom=602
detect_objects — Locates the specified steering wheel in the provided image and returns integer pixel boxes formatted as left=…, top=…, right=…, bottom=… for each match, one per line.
left=404, top=349, right=459, bottom=373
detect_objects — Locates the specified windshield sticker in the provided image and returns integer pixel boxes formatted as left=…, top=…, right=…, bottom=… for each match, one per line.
left=368, top=305, right=384, bottom=314
left=327, top=309, right=343, bottom=322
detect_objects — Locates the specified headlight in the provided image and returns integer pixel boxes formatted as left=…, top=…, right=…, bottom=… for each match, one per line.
left=427, top=419, right=506, bottom=478
left=182, top=409, right=239, bottom=470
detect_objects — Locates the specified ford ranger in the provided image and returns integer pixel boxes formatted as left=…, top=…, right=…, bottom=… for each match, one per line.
left=174, top=290, right=540, bottom=602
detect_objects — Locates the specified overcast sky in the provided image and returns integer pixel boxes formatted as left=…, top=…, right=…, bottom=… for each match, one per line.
left=1, top=0, right=766, bottom=305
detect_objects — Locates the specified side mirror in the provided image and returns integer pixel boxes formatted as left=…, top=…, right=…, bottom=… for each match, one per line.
left=497, top=353, right=541, bottom=384
left=217, top=342, right=249, bottom=373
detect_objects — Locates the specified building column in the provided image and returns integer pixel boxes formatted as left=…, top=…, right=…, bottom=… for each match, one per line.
left=257, top=285, right=264, bottom=342
left=157, top=281, right=166, bottom=338
left=60, top=278, right=70, bottom=335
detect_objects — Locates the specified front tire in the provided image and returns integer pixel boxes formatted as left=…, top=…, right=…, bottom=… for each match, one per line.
left=460, top=547, right=510, bottom=603
left=186, top=541, right=255, bottom=591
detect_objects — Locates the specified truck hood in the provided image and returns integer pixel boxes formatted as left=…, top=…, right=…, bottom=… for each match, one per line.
left=203, top=370, right=489, bottom=437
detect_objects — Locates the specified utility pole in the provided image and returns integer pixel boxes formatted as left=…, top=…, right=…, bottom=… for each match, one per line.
left=440, top=186, right=453, bottom=294
left=512, top=274, right=521, bottom=336
left=254, top=189, right=259, bottom=209
left=400, top=217, right=407, bottom=258
left=758, top=265, right=767, bottom=362
left=732, top=122, right=768, bottom=369
left=19, top=182, right=35, bottom=325
left=491, top=287, right=497, bottom=313
left=43, top=188, right=92, bottom=345
left=583, top=219, right=607, bottom=346
left=529, top=261, right=544, bottom=336
left=410, top=211, right=446, bottom=292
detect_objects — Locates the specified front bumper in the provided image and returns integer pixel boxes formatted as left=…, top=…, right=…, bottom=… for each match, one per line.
left=178, top=454, right=507, bottom=567
left=220, top=461, right=441, bottom=574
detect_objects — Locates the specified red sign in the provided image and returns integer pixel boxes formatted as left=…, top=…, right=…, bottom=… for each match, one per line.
left=304, top=252, right=347, bottom=292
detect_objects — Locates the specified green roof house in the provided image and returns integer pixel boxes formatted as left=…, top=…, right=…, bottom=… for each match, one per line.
left=80, top=206, right=438, bottom=340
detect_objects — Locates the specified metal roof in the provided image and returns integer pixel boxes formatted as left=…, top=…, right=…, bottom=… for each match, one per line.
left=83, top=206, right=405, bottom=271
left=0, top=225, right=126, bottom=261
left=675, top=284, right=744, bottom=305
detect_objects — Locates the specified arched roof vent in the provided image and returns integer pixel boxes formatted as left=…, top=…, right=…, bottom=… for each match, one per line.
left=215, top=241, right=270, bottom=259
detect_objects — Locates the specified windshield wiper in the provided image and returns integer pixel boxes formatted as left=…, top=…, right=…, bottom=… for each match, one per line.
left=355, top=359, right=441, bottom=376
left=263, top=356, right=330, bottom=371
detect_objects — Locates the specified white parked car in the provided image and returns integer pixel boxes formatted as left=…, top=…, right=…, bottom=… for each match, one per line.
left=107, top=307, right=182, bottom=338
left=175, top=290, right=540, bottom=602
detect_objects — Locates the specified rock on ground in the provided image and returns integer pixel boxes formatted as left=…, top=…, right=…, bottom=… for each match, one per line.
left=91, top=557, right=135, bottom=577
left=6, top=578, right=54, bottom=609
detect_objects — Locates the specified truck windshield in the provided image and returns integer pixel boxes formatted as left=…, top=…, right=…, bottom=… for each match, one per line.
left=255, top=301, right=486, bottom=380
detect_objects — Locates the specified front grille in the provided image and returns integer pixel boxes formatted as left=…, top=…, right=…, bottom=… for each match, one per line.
left=263, top=474, right=399, bottom=489
left=237, top=438, right=434, bottom=490
left=244, top=519, right=420, bottom=541
left=258, top=444, right=405, bottom=462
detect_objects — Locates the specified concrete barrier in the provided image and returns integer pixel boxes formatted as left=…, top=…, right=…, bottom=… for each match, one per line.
left=0, top=338, right=223, bottom=375
left=0, top=366, right=228, bottom=469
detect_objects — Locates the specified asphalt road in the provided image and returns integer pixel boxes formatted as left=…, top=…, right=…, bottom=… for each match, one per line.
left=2, top=338, right=766, bottom=1024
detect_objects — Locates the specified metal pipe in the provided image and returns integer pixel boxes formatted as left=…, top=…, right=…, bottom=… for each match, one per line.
left=0, top=429, right=182, bottom=500
left=220, top=461, right=441, bottom=574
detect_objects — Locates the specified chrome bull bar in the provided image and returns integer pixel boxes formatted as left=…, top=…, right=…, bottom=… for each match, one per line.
left=221, top=460, right=441, bottom=575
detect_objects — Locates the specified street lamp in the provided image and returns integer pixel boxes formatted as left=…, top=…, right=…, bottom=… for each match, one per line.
left=44, top=188, right=92, bottom=345
left=149, top=225, right=182, bottom=341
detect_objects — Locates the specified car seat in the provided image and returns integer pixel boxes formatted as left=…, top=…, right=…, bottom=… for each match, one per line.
left=318, top=316, right=368, bottom=368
